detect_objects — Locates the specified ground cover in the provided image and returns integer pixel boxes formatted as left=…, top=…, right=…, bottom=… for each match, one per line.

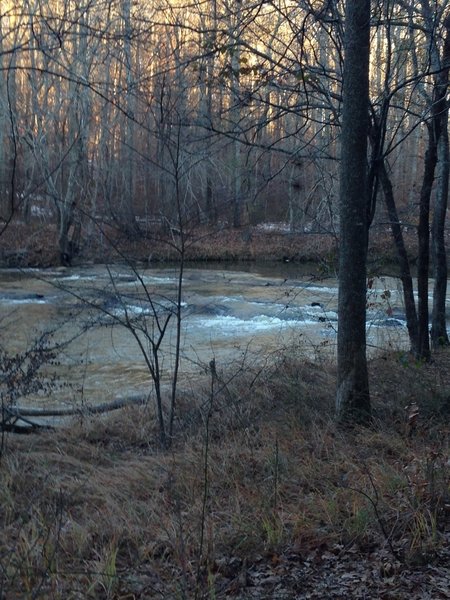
left=0, top=347, right=448, bottom=598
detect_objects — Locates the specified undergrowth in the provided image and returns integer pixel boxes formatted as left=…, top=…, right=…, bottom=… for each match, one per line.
left=0, top=348, right=449, bottom=598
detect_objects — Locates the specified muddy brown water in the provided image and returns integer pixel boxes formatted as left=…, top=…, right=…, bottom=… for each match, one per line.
left=0, top=263, right=417, bottom=412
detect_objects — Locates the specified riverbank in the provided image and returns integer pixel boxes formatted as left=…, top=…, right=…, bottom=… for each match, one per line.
left=0, top=219, right=417, bottom=270
left=1, top=348, right=449, bottom=598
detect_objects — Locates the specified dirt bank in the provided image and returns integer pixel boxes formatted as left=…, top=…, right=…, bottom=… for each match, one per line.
left=0, top=219, right=421, bottom=270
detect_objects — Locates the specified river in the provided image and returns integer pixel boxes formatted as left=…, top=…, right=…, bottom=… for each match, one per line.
left=0, top=263, right=417, bottom=410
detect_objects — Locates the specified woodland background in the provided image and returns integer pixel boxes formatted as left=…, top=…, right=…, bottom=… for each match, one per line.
left=0, top=3, right=449, bottom=598
left=0, top=0, right=445, bottom=265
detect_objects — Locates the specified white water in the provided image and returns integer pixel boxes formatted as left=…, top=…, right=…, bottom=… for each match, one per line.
left=0, top=265, right=427, bottom=409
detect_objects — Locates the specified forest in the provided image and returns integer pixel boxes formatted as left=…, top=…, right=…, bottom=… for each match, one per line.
left=0, top=1, right=447, bottom=258
left=0, top=1, right=449, bottom=598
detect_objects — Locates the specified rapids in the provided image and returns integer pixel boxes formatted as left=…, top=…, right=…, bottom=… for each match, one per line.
left=0, top=264, right=419, bottom=409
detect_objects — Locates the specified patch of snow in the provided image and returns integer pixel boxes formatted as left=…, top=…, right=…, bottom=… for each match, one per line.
left=255, top=222, right=291, bottom=233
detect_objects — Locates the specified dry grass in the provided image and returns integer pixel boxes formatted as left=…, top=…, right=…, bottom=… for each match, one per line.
left=0, top=218, right=423, bottom=270
left=0, top=349, right=449, bottom=599
left=0, top=220, right=339, bottom=267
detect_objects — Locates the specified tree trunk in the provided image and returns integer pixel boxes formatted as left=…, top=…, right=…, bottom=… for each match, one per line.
left=0, top=32, right=6, bottom=218
left=416, top=11, right=450, bottom=359
left=120, top=0, right=138, bottom=234
left=378, top=161, right=419, bottom=354
left=58, top=208, right=74, bottom=266
left=231, top=1, right=242, bottom=228
left=202, top=0, right=218, bottom=225
left=336, top=0, right=371, bottom=423
left=431, top=119, right=449, bottom=347
left=431, top=16, right=450, bottom=348
left=417, top=127, right=436, bottom=361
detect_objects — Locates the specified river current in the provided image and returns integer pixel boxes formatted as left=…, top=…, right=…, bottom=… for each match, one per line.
left=0, top=264, right=417, bottom=410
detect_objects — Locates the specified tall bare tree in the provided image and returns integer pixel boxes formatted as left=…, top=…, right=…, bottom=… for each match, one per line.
left=336, top=0, right=371, bottom=422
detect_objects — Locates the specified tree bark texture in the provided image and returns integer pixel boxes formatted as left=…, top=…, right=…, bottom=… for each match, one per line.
left=336, top=0, right=371, bottom=422
left=378, top=161, right=419, bottom=354
left=417, top=12, right=450, bottom=359
left=431, top=15, right=450, bottom=348
left=417, top=128, right=436, bottom=361
left=431, top=118, right=450, bottom=347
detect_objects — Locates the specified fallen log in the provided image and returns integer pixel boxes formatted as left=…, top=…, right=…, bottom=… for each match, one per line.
left=6, top=394, right=148, bottom=417
left=2, top=394, right=148, bottom=433
left=1, top=414, right=55, bottom=434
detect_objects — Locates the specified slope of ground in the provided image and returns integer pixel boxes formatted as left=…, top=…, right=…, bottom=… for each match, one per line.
left=0, top=348, right=449, bottom=598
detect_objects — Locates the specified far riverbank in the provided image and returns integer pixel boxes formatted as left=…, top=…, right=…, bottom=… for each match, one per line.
left=0, top=219, right=420, bottom=270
